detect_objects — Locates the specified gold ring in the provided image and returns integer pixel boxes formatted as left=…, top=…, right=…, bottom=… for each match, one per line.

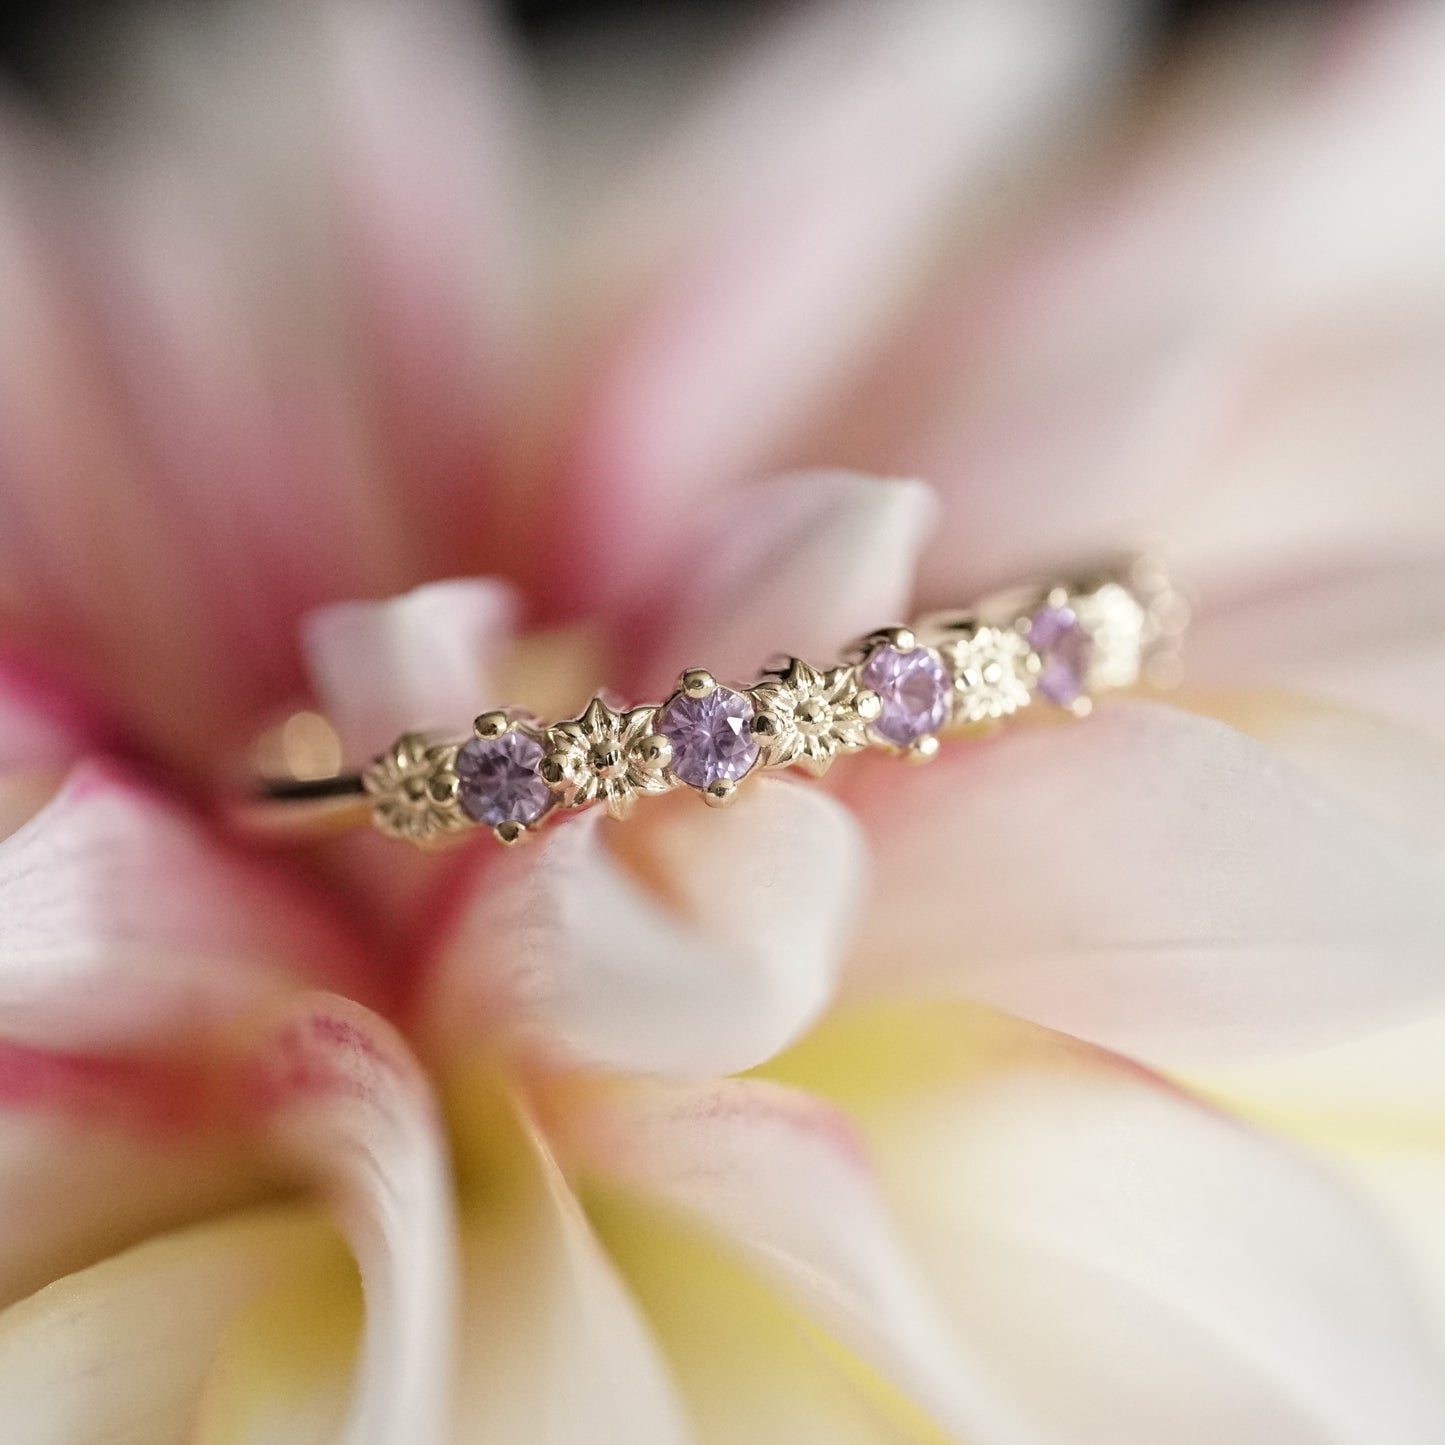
left=241, top=556, right=1186, bottom=850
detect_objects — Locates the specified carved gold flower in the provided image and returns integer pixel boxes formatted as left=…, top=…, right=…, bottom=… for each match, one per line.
left=1072, top=582, right=1147, bottom=691
left=362, top=733, right=464, bottom=845
left=943, top=625, right=1035, bottom=724
left=750, top=658, right=880, bottom=776
left=541, top=697, right=673, bottom=818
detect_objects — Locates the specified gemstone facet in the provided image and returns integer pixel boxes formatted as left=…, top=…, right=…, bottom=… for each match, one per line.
left=456, top=729, right=552, bottom=827
left=860, top=644, right=952, bottom=746
left=659, top=686, right=759, bottom=789
left=1028, top=605, right=1093, bottom=706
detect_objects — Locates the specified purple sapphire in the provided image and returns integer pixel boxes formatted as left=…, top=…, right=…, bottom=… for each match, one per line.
left=861, top=644, right=951, bottom=746
left=658, top=686, right=759, bottom=789
left=456, top=730, right=552, bottom=827
left=1028, top=605, right=1093, bottom=706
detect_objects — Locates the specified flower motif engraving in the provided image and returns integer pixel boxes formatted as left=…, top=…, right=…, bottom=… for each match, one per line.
left=1071, top=582, right=1147, bottom=691
left=542, top=696, right=673, bottom=818
left=750, top=658, right=877, bottom=776
left=363, top=733, right=464, bottom=845
left=944, top=625, right=1035, bottom=724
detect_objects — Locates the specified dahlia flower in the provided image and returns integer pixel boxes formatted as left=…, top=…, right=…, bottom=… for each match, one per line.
left=0, top=1, right=1442, bottom=1442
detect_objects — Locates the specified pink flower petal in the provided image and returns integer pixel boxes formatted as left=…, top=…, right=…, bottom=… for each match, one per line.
left=0, top=1208, right=343, bottom=1442
left=631, top=470, right=936, bottom=697
left=557, top=0, right=1134, bottom=606
left=0, top=0, right=527, bottom=769
left=562, top=1075, right=1020, bottom=1443
left=834, top=3, right=1445, bottom=601
left=303, top=578, right=519, bottom=759
left=767, top=1003, right=1445, bottom=1445
left=0, top=762, right=365, bottom=1049
left=0, top=763, right=367, bottom=1303
left=242, top=993, right=459, bottom=1445
left=839, top=700, right=1445, bottom=1066
left=427, top=779, right=865, bottom=1079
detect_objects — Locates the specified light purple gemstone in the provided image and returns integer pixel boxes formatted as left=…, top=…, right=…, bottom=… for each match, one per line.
left=1029, top=605, right=1092, bottom=706
left=456, top=730, right=552, bottom=827
left=861, top=644, right=951, bottom=746
left=659, top=687, right=759, bottom=789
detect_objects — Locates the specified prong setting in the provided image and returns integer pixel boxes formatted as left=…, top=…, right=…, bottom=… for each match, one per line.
left=358, top=562, right=1170, bottom=846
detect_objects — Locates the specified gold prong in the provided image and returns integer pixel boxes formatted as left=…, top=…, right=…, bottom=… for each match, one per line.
left=494, top=820, right=526, bottom=846
left=681, top=669, right=717, bottom=699
left=907, top=734, right=941, bottom=764
left=474, top=710, right=509, bottom=739
left=702, top=778, right=739, bottom=807
left=751, top=711, right=781, bottom=739
left=893, top=626, right=916, bottom=652
left=633, top=732, right=673, bottom=771
left=853, top=688, right=882, bottom=723
left=428, top=774, right=460, bottom=805
left=540, top=751, right=574, bottom=789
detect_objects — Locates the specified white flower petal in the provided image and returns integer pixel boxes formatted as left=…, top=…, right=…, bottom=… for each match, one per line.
left=1197, top=1009, right=1445, bottom=1350
left=427, top=778, right=865, bottom=1079
left=635, top=471, right=936, bottom=695
left=1179, top=691, right=1445, bottom=858
left=448, top=1077, right=691, bottom=1445
left=564, top=1076, right=1022, bottom=1444
left=769, top=1003, right=1445, bottom=1445
left=303, top=578, right=519, bottom=758
left=245, top=994, right=459, bottom=1445
left=1183, top=557, right=1445, bottom=744
left=841, top=700, right=1445, bottom=1066
left=0, top=1207, right=340, bottom=1445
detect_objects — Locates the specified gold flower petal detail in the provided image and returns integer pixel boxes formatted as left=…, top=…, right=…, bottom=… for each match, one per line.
left=543, top=697, right=672, bottom=818
left=363, top=733, right=464, bottom=846
left=1072, top=582, right=1147, bottom=691
left=944, top=625, right=1034, bottom=724
left=750, top=658, right=874, bottom=777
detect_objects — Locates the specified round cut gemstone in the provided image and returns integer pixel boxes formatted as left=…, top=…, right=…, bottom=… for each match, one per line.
left=456, top=730, right=552, bottom=827
left=1028, top=605, right=1093, bottom=706
left=659, top=687, right=759, bottom=789
left=861, top=644, right=951, bottom=745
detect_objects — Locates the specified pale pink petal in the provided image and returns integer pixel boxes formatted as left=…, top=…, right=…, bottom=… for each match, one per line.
left=557, top=0, right=1134, bottom=606
left=562, top=1076, right=1022, bottom=1444
left=0, top=0, right=526, bottom=769
left=427, top=779, right=865, bottom=1079
left=632, top=471, right=936, bottom=696
left=0, top=763, right=363, bottom=1303
left=1179, top=691, right=1445, bottom=856
left=1183, top=556, right=1445, bottom=744
left=768, top=1003, right=1445, bottom=1445
left=0, top=657, right=103, bottom=775
left=244, top=994, right=458, bottom=1445
left=839, top=700, right=1445, bottom=1066
left=449, top=1079, right=690, bottom=1444
left=303, top=578, right=519, bottom=759
left=832, top=3, right=1445, bottom=601
left=0, top=762, right=364, bottom=1048
left=0, top=1207, right=340, bottom=1444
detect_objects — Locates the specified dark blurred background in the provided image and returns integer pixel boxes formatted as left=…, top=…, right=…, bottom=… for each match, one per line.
left=0, top=0, right=1335, bottom=108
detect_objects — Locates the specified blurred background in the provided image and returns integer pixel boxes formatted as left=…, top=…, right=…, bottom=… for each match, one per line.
left=0, top=0, right=1332, bottom=107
